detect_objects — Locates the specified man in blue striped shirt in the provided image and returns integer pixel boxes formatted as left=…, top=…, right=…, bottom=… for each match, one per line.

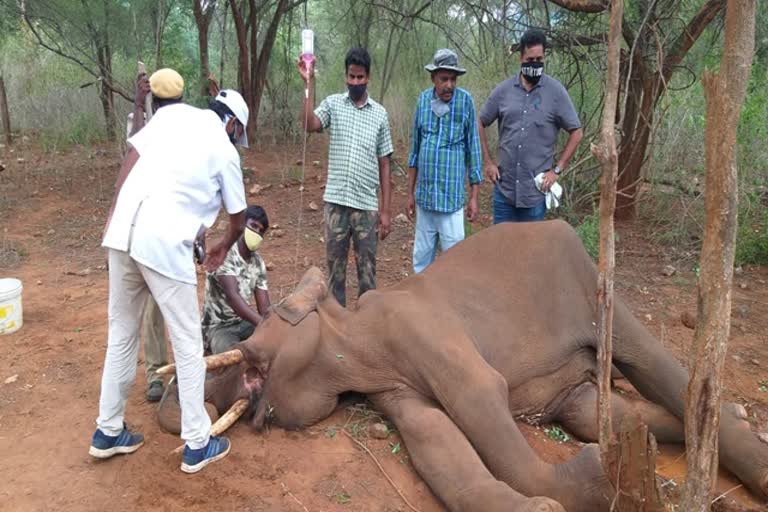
left=407, top=49, right=482, bottom=274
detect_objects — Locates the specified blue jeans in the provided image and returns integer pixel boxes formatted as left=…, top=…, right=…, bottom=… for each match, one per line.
left=413, top=206, right=465, bottom=273
left=493, top=187, right=546, bottom=224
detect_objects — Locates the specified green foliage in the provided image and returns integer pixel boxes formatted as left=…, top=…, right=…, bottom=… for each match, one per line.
left=735, top=200, right=768, bottom=266
left=40, top=111, right=107, bottom=150
left=544, top=425, right=570, bottom=443
left=575, top=209, right=600, bottom=260
left=334, top=492, right=351, bottom=505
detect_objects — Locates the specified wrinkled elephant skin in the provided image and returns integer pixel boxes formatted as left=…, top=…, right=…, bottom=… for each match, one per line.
left=159, top=220, right=768, bottom=512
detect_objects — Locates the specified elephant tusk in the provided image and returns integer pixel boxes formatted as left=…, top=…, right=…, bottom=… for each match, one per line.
left=171, top=398, right=249, bottom=455
left=156, top=349, right=245, bottom=375
left=210, top=398, right=249, bottom=435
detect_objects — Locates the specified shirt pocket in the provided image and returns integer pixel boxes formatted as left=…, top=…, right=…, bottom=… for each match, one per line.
left=422, top=115, right=440, bottom=137
left=534, top=119, right=556, bottom=147
left=445, top=113, right=467, bottom=147
left=356, top=117, right=379, bottom=159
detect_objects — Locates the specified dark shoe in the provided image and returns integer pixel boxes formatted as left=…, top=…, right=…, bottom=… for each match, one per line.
left=89, top=424, right=144, bottom=459
left=146, top=380, right=164, bottom=402
left=181, top=436, right=231, bottom=474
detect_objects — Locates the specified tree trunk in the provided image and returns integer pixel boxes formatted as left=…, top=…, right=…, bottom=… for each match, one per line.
left=615, top=59, right=660, bottom=220
left=0, top=75, right=11, bottom=147
left=592, top=0, right=622, bottom=472
left=219, top=1, right=228, bottom=86
left=681, top=1, right=755, bottom=510
left=250, top=0, right=289, bottom=140
left=96, top=42, right=116, bottom=141
left=193, top=0, right=215, bottom=98
left=606, top=0, right=725, bottom=220
left=228, top=0, right=251, bottom=105
left=155, top=0, right=165, bottom=68
left=229, top=0, right=293, bottom=142
left=605, top=415, right=667, bottom=511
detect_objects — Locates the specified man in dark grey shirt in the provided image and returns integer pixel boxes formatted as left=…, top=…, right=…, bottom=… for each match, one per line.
left=479, top=29, right=583, bottom=223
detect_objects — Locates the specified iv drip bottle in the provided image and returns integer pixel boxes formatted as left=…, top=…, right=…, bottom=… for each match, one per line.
left=301, top=29, right=314, bottom=66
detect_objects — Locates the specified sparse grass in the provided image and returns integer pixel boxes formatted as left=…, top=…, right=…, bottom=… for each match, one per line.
left=0, top=240, right=27, bottom=269
left=334, top=492, right=351, bottom=505
left=544, top=425, right=570, bottom=443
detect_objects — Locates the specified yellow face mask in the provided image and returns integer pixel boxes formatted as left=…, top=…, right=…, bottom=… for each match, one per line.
left=244, top=227, right=263, bottom=251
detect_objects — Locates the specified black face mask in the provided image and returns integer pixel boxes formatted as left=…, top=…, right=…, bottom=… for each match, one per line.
left=224, top=115, right=238, bottom=146
left=347, top=83, right=367, bottom=101
left=521, top=61, right=544, bottom=85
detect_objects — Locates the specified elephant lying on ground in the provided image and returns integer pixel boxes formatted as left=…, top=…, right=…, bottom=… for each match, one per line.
left=158, top=220, right=768, bottom=511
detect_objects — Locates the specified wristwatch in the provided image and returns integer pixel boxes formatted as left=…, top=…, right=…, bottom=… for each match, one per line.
left=553, top=165, right=563, bottom=175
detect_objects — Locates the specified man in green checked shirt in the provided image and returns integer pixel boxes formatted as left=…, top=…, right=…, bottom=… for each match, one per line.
left=298, top=47, right=394, bottom=307
left=407, top=49, right=482, bottom=273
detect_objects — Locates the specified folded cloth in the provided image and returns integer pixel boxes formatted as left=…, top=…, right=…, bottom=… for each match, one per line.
left=534, top=173, right=563, bottom=210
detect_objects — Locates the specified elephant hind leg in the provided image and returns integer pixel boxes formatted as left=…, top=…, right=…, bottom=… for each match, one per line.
left=555, top=382, right=684, bottom=444
left=370, top=391, right=566, bottom=512
left=610, top=300, right=768, bottom=499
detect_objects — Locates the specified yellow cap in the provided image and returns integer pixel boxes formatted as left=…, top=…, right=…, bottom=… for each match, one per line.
left=149, top=68, right=184, bottom=99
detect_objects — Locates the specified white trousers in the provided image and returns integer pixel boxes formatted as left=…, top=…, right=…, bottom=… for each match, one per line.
left=96, top=249, right=211, bottom=449
left=413, top=206, right=465, bottom=274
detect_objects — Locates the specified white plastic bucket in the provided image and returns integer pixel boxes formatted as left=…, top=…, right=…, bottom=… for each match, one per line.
left=0, top=278, right=23, bottom=335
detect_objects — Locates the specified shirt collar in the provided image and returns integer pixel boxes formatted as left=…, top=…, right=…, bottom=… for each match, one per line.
left=513, top=73, right=544, bottom=91
left=344, top=91, right=371, bottom=108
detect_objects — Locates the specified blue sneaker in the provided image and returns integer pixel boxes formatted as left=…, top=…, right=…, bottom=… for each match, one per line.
left=181, top=436, right=231, bottom=474
left=89, top=424, right=144, bottom=459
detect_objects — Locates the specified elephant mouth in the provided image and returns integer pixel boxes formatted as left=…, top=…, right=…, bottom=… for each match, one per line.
left=156, top=376, right=250, bottom=437
left=156, top=349, right=275, bottom=436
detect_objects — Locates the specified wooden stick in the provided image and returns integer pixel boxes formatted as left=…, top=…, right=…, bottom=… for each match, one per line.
left=137, top=61, right=153, bottom=121
left=280, top=482, right=310, bottom=512
left=342, top=430, right=421, bottom=512
left=711, top=484, right=743, bottom=505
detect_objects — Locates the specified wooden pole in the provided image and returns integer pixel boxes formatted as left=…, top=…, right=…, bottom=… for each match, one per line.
left=137, top=61, right=153, bottom=122
left=591, top=0, right=623, bottom=470
left=681, top=1, right=755, bottom=510
left=592, top=2, right=665, bottom=509
left=0, top=75, right=11, bottom=147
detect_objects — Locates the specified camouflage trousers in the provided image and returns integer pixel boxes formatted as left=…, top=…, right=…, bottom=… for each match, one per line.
left=324, top=202, right=378, bottom=307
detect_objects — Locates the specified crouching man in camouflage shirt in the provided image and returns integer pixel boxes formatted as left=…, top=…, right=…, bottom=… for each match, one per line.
left=201, top=205, right=271, bottom=354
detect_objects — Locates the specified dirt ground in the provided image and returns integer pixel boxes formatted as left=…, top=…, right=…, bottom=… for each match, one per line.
left=1, top=136, right=767, bottom=511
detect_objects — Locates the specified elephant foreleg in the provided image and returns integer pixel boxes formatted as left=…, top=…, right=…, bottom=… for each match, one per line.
left=555, top=382, right=684, bottom=443
left=431, top=361, right=613, bottom=512
left=370, top=391, right=565, bottom=512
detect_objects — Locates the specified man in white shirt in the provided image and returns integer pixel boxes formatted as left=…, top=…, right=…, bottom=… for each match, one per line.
left=89, top=68, right=250, bottom=474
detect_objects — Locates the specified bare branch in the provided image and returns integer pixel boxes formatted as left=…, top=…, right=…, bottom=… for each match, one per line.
left=545, top=0, right=607, bottom=14
left=663, top=0, right=725, bottom=79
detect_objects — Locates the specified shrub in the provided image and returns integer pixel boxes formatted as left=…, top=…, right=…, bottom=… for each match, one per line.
left=575, top=209, right=600, bottom=260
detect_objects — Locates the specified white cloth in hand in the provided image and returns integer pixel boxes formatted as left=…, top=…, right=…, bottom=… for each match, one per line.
left=534, top=172, right=563, bottom=210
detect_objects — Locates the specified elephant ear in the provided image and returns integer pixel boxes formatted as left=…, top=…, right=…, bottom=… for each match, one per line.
left=274, top=267, right=328, bottom=326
